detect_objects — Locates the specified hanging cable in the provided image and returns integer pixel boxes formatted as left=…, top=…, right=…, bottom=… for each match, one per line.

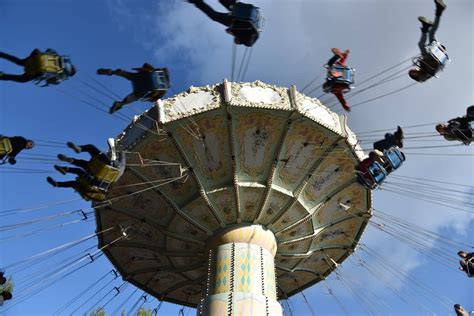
left=231, top=42, right=237, bottom=81
left=392, top=174, right=473, bottom=188
left=293, top=278, right=316, bottom=316
left=335, top=82, right=418, bottom=113
left=86, top=73, right=123, bottom=99
left=358, top=244, right=456, bottom=310
left=2, top=226, right=115, bottom=270
left=321, top=280, right=351, bottom=316
left=52, top=270, right=116, bottom=315
left=240, top=46, right=254, bottom=82
left=70, top=274, right=121, bottom=315
left=0, top=216, right=91, bottom=243
left=127, top=291, right=148, bottom=316
left=236, top=47, right=249, bottom=82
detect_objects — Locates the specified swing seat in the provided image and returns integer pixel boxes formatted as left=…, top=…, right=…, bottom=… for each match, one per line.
left=25, top=54, right=62, bottom=76
left=87, top=156, right=122, bottom=184
left=229, top=3, right=262, bottom=32
left=132, top=69, right=170, bottom=98
left=426, top=41, right=450, bottom=68
left=383, top=147, right=405, bottom=171
left=356, top=161, right=388, bottom=189
left=412, top=42, right=450, bottom=79
left=0, top=138, right=12, bottom=156
left=25, top=54, right=72, bottom=85
left=323, top=65, right=355, bottom=93
left=79, top=173, right=111, bottom=193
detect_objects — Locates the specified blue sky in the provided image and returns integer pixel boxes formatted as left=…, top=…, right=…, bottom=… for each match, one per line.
left=0, top=0, right=473, bottom=315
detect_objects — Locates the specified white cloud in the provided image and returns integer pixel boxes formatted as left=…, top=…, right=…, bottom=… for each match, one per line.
left=106, top=0, right=474, bottom=307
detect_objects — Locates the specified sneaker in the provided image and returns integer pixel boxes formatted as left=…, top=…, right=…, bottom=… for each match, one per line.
left=418, top=16, right=433, bottom=29
left=97, top=68, right=114, bottom=75
left=342, top=103, right=351, bottom=112
left=54, top=165, right=67, bottom=175
left=47, top=177, right=58, bottom=187
left=331, top=48, right=344, bottom=58
left=109, top=102, right=123, bottom=114
left=57, top=154, right=73, bottom=163
left=395, top=126, right=404, bottom=139
left=67, top=142, right=81, bottom=154
left=394, top=126, right=404, bottom=148
left=435, top=0, right=446, bottom=11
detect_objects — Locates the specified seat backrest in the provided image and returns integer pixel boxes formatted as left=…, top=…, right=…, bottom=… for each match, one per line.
left=426, top=41, right=450, bottom=67
left=230, top=3, right=262, bottom=31
left=327, top=65, right=355, bottom=86
left=368, top=161, right=388, bottom=184
left=87, top=156, right=121, bottom=184
left=0, top=138, right=12, bottom=155
left=132, top=70, right=170, bottom=93
left=384, top=148, right=405, bottom=170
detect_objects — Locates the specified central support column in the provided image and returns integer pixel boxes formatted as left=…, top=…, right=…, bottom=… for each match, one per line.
left=198, top=225, right=282, bottom=316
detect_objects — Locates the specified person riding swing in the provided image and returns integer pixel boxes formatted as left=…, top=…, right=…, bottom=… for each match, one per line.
left=47, top=139, right=126, bottom=202
left=323, top=48, right=355, bottom=112
left=436, top=106, right=474, bottom=145
left=0, top=48, right=76, bottom=86
left=188, top=0, right=262, bottom=47
left=0, top=136, right=35, bottom=165
left=97, top=63, right=170, bottom=114
left=409, top=0, right=449, bottom=82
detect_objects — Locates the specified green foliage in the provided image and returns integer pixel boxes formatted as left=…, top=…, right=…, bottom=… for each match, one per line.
left=88, top=308, right=105, bottom=316
left=136, top=307, right=154, bottom=316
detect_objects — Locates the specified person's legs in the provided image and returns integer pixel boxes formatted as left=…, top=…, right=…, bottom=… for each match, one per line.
left=0, top=51, right=27, bottom=66
left=429, top=0, right=446, bottom=42
left=67, top=142, right=101, bottom=156
left=55, top=165, right=86, bottom=176
left=337, top=50, right=350, bottom=66
left=417, top=19, right=431, bottom=58
left=0, top=73, right=32, bottom=82
left=47, top=177, right=76, bottom=188
left=334, top=92, right=350, bottom=112
left=218, top=0, right=236, bottom=10
left=69, top=158, right=89, bottom=169
left=429, top=15, right=441, bottom=43
left=97, top=68, right=135, bottom=80
left=113, top=69, right=135, bottom=81
left=110, top=92, right=141, bottom=113
left=57, top=154, right=88, bottom=169
left=190, top=0, right=233, bottom=27
left=327, top=55, right=339, bottom=67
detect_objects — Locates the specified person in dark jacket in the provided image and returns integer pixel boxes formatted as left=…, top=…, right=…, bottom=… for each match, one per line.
left=97, top=63, right=169, bottom=114
left=0, top=49, right=76, bottom=85
left=373, top=126, right=404, bottom=151
left=458, top=250, right=474, bottom=277
left=436, top=106, right=474, bottom=144
left=188, top=0, right=260, bottom=47
left=454, top=304, right=470, bottom=316
left=0, top=136, right=35, bottom=165
left=409, top=0, right=447, bottom=82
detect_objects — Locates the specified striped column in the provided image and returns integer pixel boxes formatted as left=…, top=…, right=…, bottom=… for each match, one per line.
left=198, top=225, right=282, bottom=316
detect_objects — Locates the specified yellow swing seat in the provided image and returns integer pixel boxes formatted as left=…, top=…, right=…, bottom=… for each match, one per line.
left=87, top=157, right=121, bottom=184
left=0, top=138, right=13, bottom=156
left=24, top=54, right=63, bottom=78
